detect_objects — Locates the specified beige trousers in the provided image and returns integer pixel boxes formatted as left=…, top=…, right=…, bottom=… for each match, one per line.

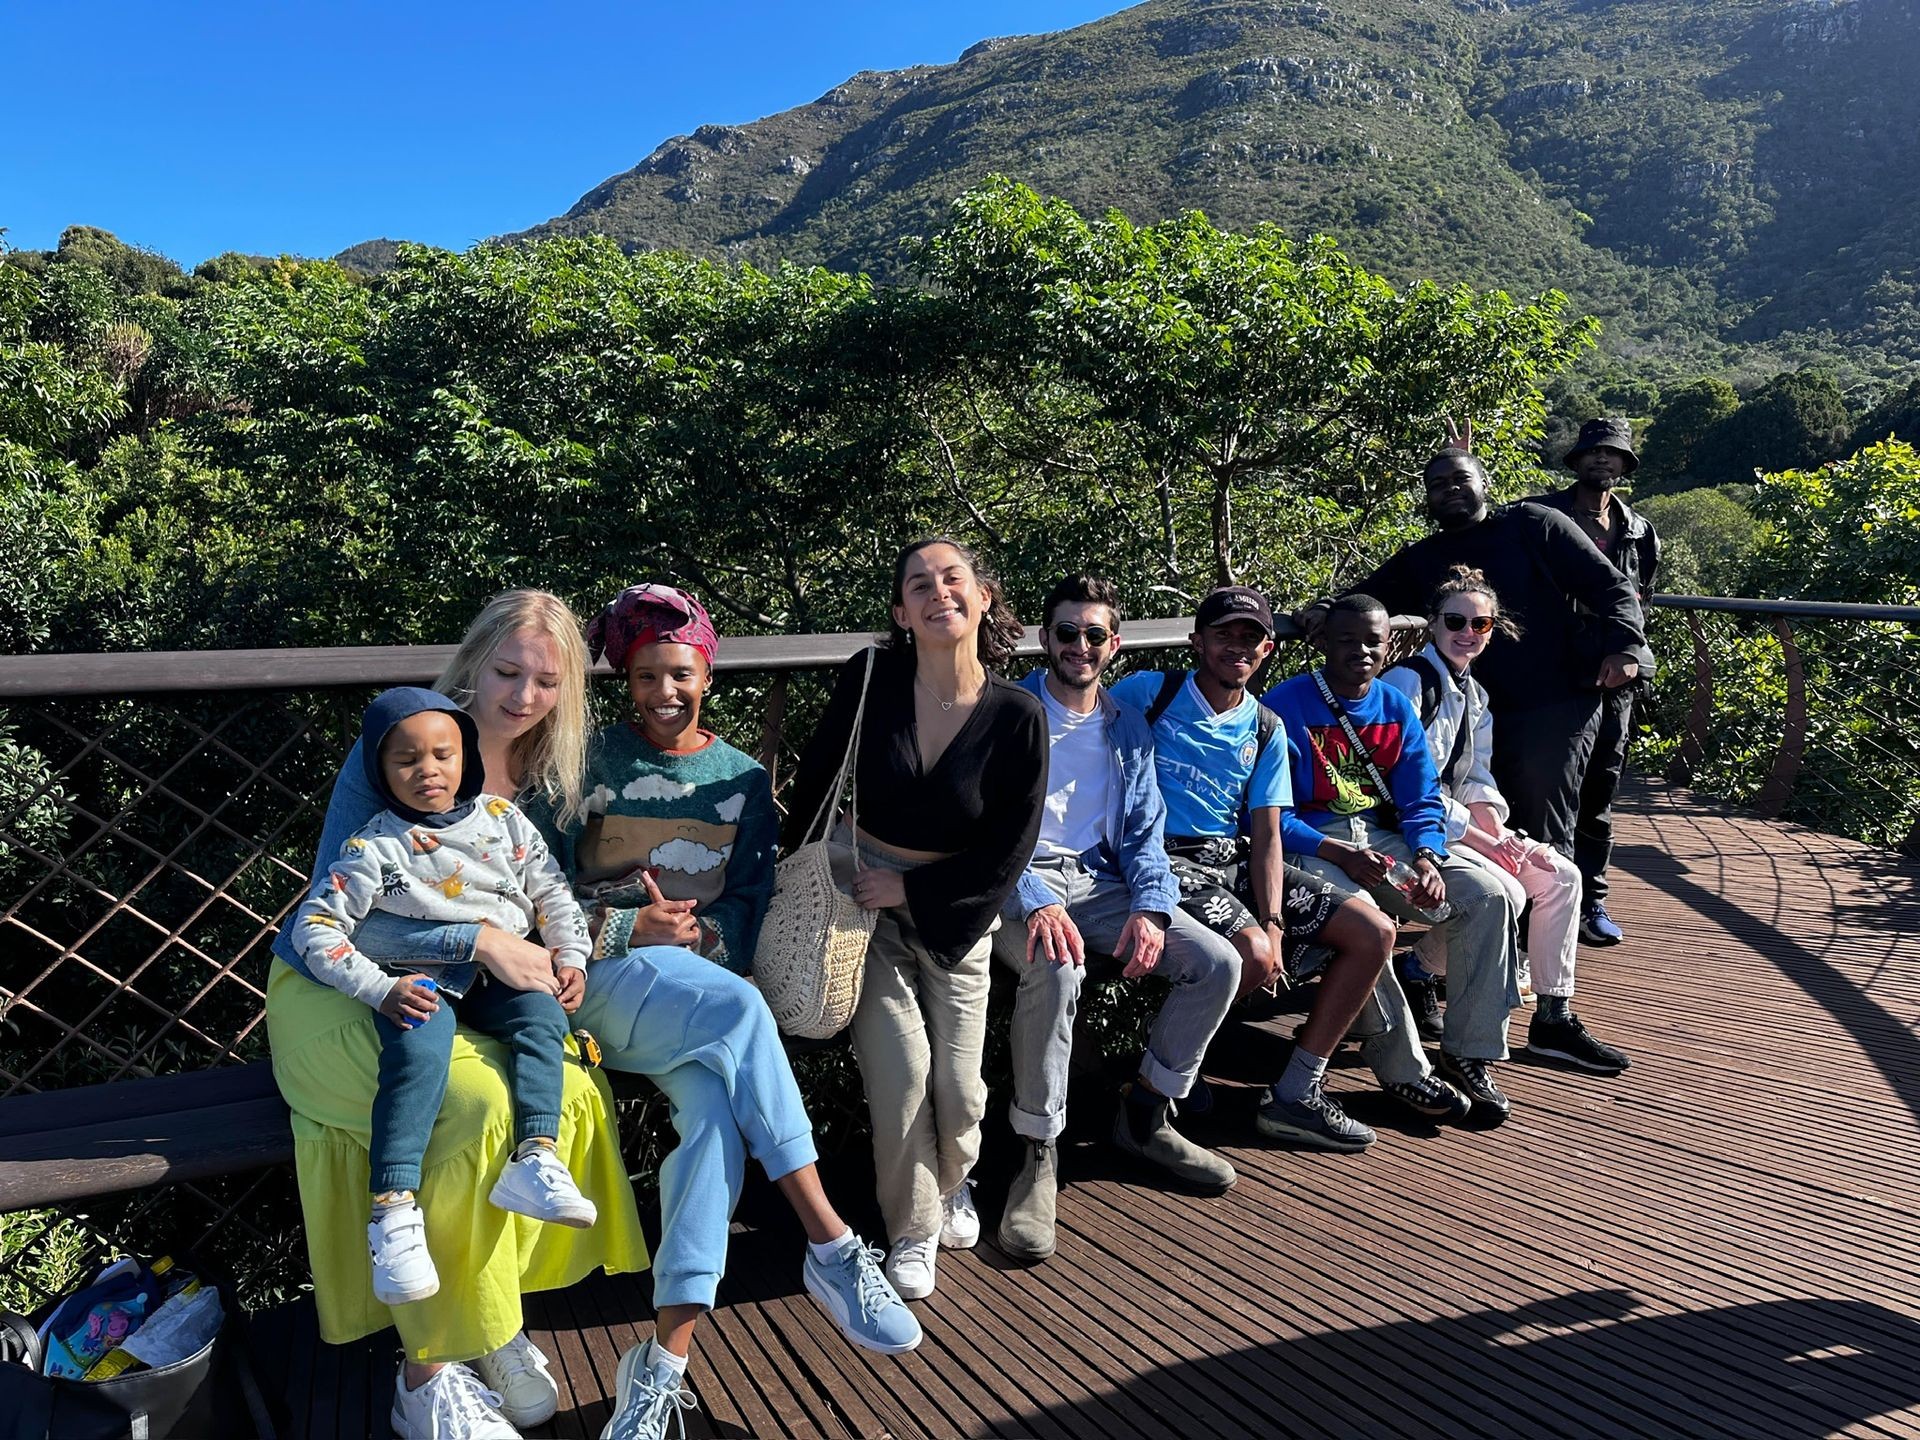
left=849, top=902, right=995, bottom=1244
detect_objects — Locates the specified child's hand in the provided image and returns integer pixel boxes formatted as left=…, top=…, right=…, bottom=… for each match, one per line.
left=379, top=975, right=440, bottom=1028
left=555, top=963, right=587, bottom=1014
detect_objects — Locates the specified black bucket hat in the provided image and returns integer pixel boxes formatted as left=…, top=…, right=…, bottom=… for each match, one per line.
left=1564, top=417, right=1639, bottom=474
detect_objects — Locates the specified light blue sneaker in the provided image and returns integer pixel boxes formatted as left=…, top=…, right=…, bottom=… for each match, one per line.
left=803, top=1236, right=924, bottom=1354
left=600, top=1341, right=698, bottom=1440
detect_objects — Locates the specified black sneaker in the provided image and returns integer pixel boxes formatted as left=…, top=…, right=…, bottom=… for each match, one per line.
left=1406, top=976, right=1445, bottom=1043
left=1383, top=1073, right=1471, bottom=1124
left=1527, top=1013, right=1630, bottom=1074
left=1437, top=1052, right=1511, bottom=1124
left=1579, top=901, right=1624, bottom=947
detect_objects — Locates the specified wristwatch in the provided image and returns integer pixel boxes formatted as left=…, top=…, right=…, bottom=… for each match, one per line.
left=1414, top=847, right=1444, bottom=867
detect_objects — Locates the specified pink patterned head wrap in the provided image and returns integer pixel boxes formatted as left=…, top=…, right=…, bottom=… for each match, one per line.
left=586, top=584, right=719, bottom=671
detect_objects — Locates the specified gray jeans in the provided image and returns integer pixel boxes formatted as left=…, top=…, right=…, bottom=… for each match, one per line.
left=995, top=857, right=1240, bottom=1141
left=1294, top=815, right=1521, bottom=1062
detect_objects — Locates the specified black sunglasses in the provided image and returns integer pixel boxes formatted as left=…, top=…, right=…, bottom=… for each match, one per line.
left=1441, top=612, right=1495, bottom=635
left=1050, top=622, right=1113, bottom=648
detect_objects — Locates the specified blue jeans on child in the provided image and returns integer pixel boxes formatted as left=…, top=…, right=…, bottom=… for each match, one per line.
left=350, top=914, right=818, bottom=1313
left=369, top=972, right=569, bottom=1195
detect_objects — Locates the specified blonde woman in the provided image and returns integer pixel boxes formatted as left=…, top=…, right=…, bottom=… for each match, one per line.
left=269, top=590, right=649, bottom=1440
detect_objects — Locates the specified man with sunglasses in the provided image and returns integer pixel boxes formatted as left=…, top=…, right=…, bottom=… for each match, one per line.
left=994, top=575, right=1243, bottom=1264
left=1524, top=419, right=1663, bottom=947
left=1320, top=448, right=1653, bottom=869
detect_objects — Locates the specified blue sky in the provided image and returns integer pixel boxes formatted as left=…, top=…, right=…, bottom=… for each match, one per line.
left=2, top=1, right=1124, bottom=266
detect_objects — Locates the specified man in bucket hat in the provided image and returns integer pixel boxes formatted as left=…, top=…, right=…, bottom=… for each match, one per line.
left=1525, top=418, right=1662, bottom=948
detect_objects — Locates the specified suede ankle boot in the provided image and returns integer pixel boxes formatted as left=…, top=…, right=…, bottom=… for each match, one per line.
left=996, top=1138, right=1058, bottom=1261
left=1111, top=1083, right=1236, bottom=1192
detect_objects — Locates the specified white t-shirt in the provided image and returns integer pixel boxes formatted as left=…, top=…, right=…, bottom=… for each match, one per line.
left=1033, top=683, right=1112, bottom=861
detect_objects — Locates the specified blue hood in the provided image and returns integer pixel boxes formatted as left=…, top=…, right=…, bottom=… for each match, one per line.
left=359, top=687, right=483, bottom=826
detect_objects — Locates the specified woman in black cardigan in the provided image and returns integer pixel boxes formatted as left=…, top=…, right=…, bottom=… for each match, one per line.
left=785, top=537, right=1046, bottom=1302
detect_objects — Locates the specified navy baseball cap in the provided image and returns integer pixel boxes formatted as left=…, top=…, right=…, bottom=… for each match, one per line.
left=1194, top=586, right=1275, bottom=635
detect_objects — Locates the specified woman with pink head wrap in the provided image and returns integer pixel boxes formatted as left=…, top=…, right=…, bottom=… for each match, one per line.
left=526, top=580, right=924, bottom=1428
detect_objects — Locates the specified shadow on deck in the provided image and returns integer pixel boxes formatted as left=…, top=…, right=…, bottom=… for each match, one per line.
left=247, top=779, right=1920, bottom=1439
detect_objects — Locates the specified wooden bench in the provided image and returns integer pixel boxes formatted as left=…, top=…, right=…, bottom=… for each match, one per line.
left=0, top=1061, right=293, bottom=1213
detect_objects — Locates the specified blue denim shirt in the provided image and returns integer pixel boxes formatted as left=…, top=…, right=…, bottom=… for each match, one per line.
left=1010, top=671, right=1181, bottom=921
left=272, top=739, right=485, bottom=985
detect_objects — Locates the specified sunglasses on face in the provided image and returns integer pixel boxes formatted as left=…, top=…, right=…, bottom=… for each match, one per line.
left=1051, top=622, right=1113, bottom=648
left=1440, top=612, right=1495, bottom=634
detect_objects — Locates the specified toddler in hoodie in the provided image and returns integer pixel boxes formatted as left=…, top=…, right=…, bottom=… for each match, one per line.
left=291, top=687, right=595, bottom=1307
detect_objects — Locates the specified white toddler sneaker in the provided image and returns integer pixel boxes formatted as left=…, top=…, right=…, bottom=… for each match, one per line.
left=369, top=1196, right=439, bottom=1306
left=489, top=1143, right=597, bottom=1228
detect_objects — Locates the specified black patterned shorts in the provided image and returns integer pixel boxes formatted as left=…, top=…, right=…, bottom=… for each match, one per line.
left=1163, top=836, right=1343, bottom=943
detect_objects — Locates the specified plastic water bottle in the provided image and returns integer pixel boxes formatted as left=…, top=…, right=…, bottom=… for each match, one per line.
left=1386, top=858, right=1454, bottom=924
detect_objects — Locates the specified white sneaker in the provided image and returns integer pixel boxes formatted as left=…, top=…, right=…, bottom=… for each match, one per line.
left=938, top=1179, right=980, bottom=1250
left=489, top=1145, right=597, bottom=1228
left=369, top=1198, right=439, bottom=1306
left=471, top=1331, right=558, bottom=1428
left=390, top=1360, right=520, bottom=1439
left=1516, top=953, right=1535, bottom=1005
left=884, top=1236, right=938, bottom=1300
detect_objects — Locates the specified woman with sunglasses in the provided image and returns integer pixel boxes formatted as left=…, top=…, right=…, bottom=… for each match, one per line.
left=1379, top=566, right=1630, bottom=1075
left=783, top=537, right=1047, bottom=1302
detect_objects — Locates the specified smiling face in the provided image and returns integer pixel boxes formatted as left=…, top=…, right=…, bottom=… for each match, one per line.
left=380, top=710, right=464, bottom=814
left=627, top=641, right=711, bottom=750
left=1423, top=453, right=1490, bottom=530
left=470, top=626, right=563, bottom=750
left=893, top=542, right=986, bottom=651
left=1434, top=590, right=1496, bottom=671
left=1043, top=599, right=1121, bottom=693
left=1322, top=609, right=1392, bottom=697
left=1192, top=617, right=1274, bottom=693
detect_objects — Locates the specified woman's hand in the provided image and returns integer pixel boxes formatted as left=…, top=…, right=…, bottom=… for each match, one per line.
left=851, top=867, right=907, bottom=911
left=630, top=870, right=702, bottom=946
left=378, top=974, right=441, bottom=1027
left=1321, top=838, right=1393, bottom=889
left=475, top=926, right=562, bottom=995
left=1463, top=825, right=1527, bottom=876
left=555, top=963, right=586, bottom=1014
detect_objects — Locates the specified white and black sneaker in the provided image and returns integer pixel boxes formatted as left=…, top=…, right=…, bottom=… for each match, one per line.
left=1383, top=1073, right=1471, bottom=1124
left=1437, top=1052, right=1512, bottom=1124
left=1527, top=1013, right=1630, bottom=1075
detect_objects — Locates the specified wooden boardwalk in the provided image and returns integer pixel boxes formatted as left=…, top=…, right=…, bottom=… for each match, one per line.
left=248, top=779, right=1920, bottom=1439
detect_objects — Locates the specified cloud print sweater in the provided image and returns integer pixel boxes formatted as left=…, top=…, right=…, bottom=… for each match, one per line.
left=540, top=725, right=777, bottom=975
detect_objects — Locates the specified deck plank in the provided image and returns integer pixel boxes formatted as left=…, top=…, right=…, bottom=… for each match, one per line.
left=247, top=779, right=1920, bottom=1439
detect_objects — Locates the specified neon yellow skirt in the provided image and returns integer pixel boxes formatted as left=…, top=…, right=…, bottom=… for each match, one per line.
left=266, top=960, right=649, bottom=1363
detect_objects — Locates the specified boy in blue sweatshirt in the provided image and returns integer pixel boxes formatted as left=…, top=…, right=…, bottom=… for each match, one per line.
left=1264, top=595, right=1523, bottom=1121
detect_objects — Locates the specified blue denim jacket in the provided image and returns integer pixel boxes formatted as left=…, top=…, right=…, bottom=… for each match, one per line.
left=1010, top=671, right=1181, bottom=921
left=272, top=739, right=484, bottom=985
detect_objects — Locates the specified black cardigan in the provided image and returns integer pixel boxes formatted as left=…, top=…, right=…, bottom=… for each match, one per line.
left=783, top=645, right=1047, bottom=968
left=1348, top=503, right=1655, bottom=715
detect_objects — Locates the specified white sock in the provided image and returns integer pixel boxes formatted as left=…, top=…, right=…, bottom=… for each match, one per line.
left=512, top=1137, right=555, bottom=1162
left=647, top=1339, right=690, bottom=1376
left=808, top=1228, right=856, bottom=1264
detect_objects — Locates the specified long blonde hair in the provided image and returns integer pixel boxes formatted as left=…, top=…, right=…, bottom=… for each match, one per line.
left=435, top=590, right=591, bottom=829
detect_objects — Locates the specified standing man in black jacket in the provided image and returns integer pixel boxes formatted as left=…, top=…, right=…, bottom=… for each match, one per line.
left=1525, top=418, right=1662, bottom=946
left=1323, top=447, right=1654, bottom=874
